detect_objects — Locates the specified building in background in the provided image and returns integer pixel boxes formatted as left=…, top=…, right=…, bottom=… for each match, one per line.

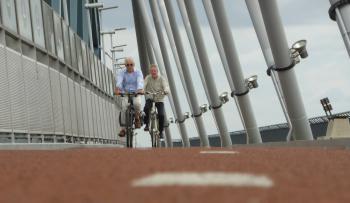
left=43, top=0, right=101, bottom=56
left=0, top=0, right=120, bottom=144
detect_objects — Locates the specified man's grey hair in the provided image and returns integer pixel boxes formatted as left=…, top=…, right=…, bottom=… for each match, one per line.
left=124, top=57, right=134, bottom=64
left=149, top=64, right=158, bottom=71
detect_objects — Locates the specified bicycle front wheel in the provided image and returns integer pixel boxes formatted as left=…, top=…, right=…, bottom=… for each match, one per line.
left=126, top=128, right=133, bottom=148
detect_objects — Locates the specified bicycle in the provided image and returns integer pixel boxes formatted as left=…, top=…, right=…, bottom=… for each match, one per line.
left=145, top=91, right=166, bottom=148
left=117, top=92, right=142, bottom=148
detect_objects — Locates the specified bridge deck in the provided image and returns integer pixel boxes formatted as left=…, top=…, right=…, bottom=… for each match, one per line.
left=0, top=146, right=349, bottom=203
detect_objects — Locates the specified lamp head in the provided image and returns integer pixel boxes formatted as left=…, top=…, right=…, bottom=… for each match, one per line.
left=200, top=104, right=208, bottom=113
left=219, top=92, right=229, bottom=104
left=292, top=40, right=308, bottom=58
left=184, top=112, right=190, bottom=119
left=246, top=75, right=258, bottom=89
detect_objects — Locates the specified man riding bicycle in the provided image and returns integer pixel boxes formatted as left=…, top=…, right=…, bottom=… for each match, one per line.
left=115, top=57, right=144, bottom=137
left=143, top=64, right=169, bottom=139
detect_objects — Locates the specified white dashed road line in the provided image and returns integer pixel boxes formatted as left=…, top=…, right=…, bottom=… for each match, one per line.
left=200, top=151, right=240, bottom=154
left=132, top=172, right=274, bottom=188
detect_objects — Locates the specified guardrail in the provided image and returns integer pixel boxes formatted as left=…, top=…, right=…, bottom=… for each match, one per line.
left=0, top=0, right=122, bottom=145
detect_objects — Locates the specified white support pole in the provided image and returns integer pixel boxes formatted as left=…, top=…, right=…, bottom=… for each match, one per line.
left=135, top=0, right=190, bottom=146
left=157, top=0, right=193, bottom=112
left=329, top=0, right=350, bottom=57
left=245, top=0, right=293, bottom=141
left=182, top=0, right=232, bottom=147
left=209, top=0, right=262, bottom=144
left=159, top=0, right=209, bottom=147
left=259, top=0, right=313, bottom=141
left=201, top=0, right=254, bottom=144
left=149, top=0, right=197, bottom=147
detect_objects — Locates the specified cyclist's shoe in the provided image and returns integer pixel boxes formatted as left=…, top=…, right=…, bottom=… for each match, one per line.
left=118, top=129, right=126, bottom=137
left=144, top=125, right=149, bottom=131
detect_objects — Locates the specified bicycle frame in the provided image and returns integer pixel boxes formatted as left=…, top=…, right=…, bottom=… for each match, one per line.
left=149, top=100, right=160, bottom=148
left=118, top=92, right=140, bottom=148
left=125, top=95, right=135, bottom=148
left=146, top=91, right=164, bottom=148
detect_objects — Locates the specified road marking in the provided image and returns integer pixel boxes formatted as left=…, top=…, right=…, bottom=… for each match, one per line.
left=200, top=151, right=239, bottom=154
left=132, top=172, right=273, bottom=188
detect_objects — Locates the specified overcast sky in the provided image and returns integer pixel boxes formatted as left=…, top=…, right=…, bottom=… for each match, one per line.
left=100, top=0, right=350, bottom=147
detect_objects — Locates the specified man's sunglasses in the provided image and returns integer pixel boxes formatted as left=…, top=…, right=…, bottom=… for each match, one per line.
left=126, top=63, right=134, bottom=67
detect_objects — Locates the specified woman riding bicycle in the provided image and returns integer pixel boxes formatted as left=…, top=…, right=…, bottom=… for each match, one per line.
left=115, top=57, right=144, bottom=137
left=143, top=64, right=169, bottom=139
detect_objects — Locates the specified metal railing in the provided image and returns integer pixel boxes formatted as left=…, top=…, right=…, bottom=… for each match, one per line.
left=0, top=0, right=122, bottom=145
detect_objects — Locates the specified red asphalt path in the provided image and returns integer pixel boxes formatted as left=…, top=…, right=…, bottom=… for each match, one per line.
left=0, top=147, right=350, bottom=203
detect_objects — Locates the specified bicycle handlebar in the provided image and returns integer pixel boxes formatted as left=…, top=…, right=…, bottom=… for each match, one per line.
left=145, top=91, right=167, bottom=96
left=115, top=92, right=144, bottom=97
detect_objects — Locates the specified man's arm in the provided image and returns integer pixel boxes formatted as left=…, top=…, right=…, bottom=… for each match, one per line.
left=162, top=76, right=170, bottom=94
left=116, top=70, right=124, bottom=90
left=144, top=75, right=150, bottom=92
left=136, top=70, right=144, bottom=93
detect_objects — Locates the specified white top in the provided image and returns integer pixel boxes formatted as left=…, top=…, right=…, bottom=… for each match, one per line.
left=144, top=74, right=170, bottom=102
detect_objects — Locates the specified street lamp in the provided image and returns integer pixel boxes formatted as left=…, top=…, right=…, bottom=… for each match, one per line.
left=104, top=28, right=127, bottom=69
left=113, top=44, right=127, bottom=49
left=184, top=112, right=190, bottom=119
left=219, top=92, right=229, bottom=104
left=85, top=3, right=104, bottom=9
left=292, top=40, right=308, bottom=58
left=320, top=97, right=333, bottom=119
left=245, top=75, right=259, bottom=89
left=200, top=104, right=209, bottom=113
left=114, top=27, right=127, bottom=32
left=100, top=31, right=116, bottom=35
left=111, top=48, right=124, bottom=53
left=85, top=3, right=119, bottom=65
left=99, top=5, right=119, bottom=11
left=84, top=3, right=104, bottom=50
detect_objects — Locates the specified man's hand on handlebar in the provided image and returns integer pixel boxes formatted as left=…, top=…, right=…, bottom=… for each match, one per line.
left=137, top=89, right=144, bottom=95
left=114, top=88, right=121, bottom=96
left=145, top=91, right=168, bottom=96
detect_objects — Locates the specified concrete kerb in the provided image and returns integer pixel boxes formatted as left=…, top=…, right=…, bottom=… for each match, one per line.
left=232, top=138, right=350, bottom=149
left=0, top=143, right=124, bottom=150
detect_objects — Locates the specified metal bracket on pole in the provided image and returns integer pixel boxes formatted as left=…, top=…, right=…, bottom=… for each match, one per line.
left=329, top=0, right=350, bottom=20
left=269, top=61, right=296, bottom=72
left=192, top=113, right=202, bottom=118
left=176, top=118, right=186, bottom=124
left=231, top=89, right=249, bottom=97
left=209, top=103, right=223, bottom=110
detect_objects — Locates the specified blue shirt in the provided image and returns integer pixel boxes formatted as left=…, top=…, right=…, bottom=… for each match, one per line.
left=116, top=69, right=144, bottom=93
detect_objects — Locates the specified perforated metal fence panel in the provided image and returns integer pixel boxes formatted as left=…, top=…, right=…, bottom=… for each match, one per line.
left=0, top=45, right=12, bottom=132
left=60, top=73, right=72, bottom=136
left=49, top=69, right=64, bottom=134
left=87, top=90, right=94, bottom=139
left=99, top=97, right=105, bottom=139
left=91, top=92, right=98, bottom=139
left=74, top=82, right=84, bottom=136
left=68, top=78, right=78, bottom=136
left=37, top=63, right=54, bottom=134
left=94, top=93, right=101, bottom=139
left=7, top=49, right=27, bottom=132
left=23, top=56, right=41, bottom=133
left=81, top=86, right=90, bottom=138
